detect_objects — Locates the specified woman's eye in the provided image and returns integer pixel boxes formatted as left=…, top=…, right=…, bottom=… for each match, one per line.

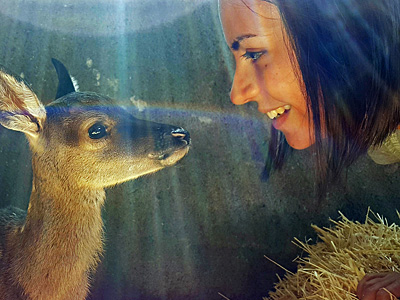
left=88, top=123, right=107, bottom=139
left=242, top=50, right=267, bottom=62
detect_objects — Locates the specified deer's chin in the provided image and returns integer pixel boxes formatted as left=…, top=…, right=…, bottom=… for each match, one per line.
left=158, top=146, right=190, bottom=167
left=104, top=148, right=189, bottom=186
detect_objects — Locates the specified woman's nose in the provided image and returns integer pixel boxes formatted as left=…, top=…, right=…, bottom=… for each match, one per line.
left=230, top=68, right=259, bottom=105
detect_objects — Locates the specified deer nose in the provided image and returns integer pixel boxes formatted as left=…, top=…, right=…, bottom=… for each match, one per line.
left=171, top=127, right=190, bottom=145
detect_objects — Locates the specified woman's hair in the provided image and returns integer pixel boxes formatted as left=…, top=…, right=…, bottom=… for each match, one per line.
left=261, top=0, right=400, bottom=196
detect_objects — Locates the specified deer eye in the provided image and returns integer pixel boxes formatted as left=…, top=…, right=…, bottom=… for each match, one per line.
left=88, top=123, right=107, bottom=139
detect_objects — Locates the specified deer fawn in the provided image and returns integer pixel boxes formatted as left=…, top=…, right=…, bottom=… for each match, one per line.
left=0, top=59, right=190, bottom=299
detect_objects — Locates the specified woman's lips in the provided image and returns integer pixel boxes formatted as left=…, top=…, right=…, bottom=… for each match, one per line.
left=271, top=109, right=290, bottom=130
left=265, top=104, right=291, bottom=130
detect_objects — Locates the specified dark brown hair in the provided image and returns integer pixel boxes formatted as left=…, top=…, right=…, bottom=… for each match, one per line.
left=261, top=0, right=400, bottom=196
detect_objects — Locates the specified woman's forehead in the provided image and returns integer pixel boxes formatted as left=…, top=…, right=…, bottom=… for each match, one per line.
left=219, top=0, right=281, bottom=27
left=219, top=0, right=282, bottom=43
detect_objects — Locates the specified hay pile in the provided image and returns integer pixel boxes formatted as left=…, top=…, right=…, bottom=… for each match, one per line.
left=266, top=210, right=400, bottom=300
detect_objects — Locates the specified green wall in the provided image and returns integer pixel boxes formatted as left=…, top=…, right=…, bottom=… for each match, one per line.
left=0, top=1, right=399, bottom=299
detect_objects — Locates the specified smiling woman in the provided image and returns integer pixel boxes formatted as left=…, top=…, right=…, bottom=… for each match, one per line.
left=219, top=0, right=400, bottom=189
left=219, top=0, right=400, bottom=299
left=219, top=0, right=312, bottom=150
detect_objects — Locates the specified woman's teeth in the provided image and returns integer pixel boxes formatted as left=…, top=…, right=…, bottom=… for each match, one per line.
left=266, top=105, right=291, bottom=120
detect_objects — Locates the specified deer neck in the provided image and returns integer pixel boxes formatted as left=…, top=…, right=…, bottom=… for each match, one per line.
left=8, top=163, right=106, bottom=299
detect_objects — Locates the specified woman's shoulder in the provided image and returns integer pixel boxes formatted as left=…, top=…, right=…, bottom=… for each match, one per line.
left=368, top=129, right=400, bottom=164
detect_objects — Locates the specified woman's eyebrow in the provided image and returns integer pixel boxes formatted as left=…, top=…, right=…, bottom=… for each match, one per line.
left=231, top=34, right=257, bottom=51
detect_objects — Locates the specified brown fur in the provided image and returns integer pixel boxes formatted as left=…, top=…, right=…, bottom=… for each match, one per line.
left=0, top=67, right=190, bottom=299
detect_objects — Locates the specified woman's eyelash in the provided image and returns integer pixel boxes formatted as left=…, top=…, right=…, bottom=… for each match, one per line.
left=241, top=50, right=267, bottom=61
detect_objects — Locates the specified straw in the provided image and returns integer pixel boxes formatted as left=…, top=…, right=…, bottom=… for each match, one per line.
left=265, top=209, right=400, bottom=300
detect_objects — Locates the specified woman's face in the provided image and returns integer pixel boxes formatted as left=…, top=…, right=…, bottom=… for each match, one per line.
left=219, top=0, right=314, bottom=149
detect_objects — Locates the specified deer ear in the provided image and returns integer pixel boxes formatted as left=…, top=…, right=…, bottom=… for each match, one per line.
left=52, top=58, right=76, bottom=99
left=0, top=69, right=46, bottom=138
